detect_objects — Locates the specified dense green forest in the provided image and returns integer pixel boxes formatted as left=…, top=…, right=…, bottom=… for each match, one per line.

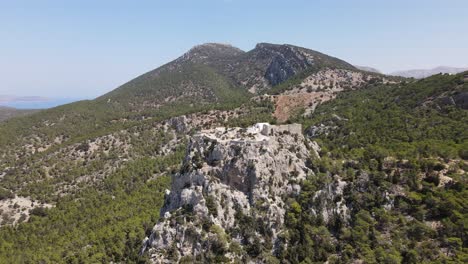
left=0, top=154, right=183, bottom=263
left=301, top=73, right=467, bottom=160
left=282, top=73, right=468, bottom=263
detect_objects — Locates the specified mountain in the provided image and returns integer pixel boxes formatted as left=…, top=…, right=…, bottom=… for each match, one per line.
left=391, top=66, right=468, bottom=78
left=354, top=65, right=382, bottom=73
left=100, top=43, right=247, bottom=109
left=221, top=43, right=356, bottom=93
left=0, top=42, right=384, bottom=211
left=0, top=43, right=383, bottom=149
left=0, top=43, right=466, bottom=263
left=101, top=42, right=357, bottom=105
left=0, top=106, right=37, bottom=122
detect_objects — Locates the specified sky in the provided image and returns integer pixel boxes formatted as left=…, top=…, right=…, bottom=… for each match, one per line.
left=1, top=0, right=467, bottom=99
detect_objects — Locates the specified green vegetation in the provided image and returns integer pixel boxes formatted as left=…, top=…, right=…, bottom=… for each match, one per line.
left=281, top=72, right=468, bottom=262
left=224, top=98, right=276, bottom=127
left=0, top=62, right=249, bottom=158
left=300, top=73, right=468, bottom=160
left=0, top=106, right=37, bottom=122
left=0, top=119, right=184, bottom=203
left=104, top=63, right=248, bottom=107
left=0, top=43, right=466, bottom=263
left=283, top=167, right=467, bottom=263
left=0, top=61, right=250, bottom=206
left=0, top=155, right=179, bottom=263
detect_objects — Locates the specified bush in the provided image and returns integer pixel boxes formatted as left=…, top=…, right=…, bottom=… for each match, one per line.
left=0, top=188, right=14, bottom=200
left=30, top=207, right=48, bottom=217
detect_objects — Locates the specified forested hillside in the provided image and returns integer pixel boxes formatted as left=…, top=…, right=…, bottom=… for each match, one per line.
left=282, top=72, right=468, bottom=263
left=0, top=106, right=37, bottom=122
left=0, top=43, right=466, bottom=263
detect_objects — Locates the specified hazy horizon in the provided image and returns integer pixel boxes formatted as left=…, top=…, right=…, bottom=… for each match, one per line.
left=1, top=0, right=468, bottom=98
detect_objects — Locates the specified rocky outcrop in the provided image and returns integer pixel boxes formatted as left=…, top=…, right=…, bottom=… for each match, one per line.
left=142, top=123, right=313, bottom=262
left=257, top=43, right=314, bottom=86
left=167, top=115, right=189, bottom=133
left=453, top=92, right=468, bottom=109
left=438, top=92, right=468, bottom=109
left=258, top=68, right=392, bottom=122
left=310, top=175, right=350, bottom=224
left=424, top=91, right=468, bottom=110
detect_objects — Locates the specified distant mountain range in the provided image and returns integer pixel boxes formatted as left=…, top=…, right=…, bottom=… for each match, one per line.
left=354, top=66, right=468, bottom=79
left=390, top=66, right=468, bottom=79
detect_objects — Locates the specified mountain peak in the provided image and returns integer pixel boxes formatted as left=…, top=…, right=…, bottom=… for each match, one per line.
left=104, top=41, right=362, bottom=106
left=182, top=43, right=244, bottom=60
left=391, top=66, right=468, bottom=78
left=192, top=42, right=239, bottom=49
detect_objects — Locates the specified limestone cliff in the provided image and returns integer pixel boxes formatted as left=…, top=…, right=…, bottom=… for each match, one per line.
left=142, top=123, right=313, bottom=262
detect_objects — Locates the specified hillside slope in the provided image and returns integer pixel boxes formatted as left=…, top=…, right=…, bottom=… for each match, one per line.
left=137, top=72, right=468, bottom=262
left=0, top=42, right=381, bottom=159
left=1, top=45, right=465, bottom=263
left=0, top=42, right=377, bottom=226
left=0, top=106, right=37, bottom=122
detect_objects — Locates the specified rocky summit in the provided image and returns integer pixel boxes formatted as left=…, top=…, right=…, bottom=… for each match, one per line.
left=142, top=123, right=312, bottom=262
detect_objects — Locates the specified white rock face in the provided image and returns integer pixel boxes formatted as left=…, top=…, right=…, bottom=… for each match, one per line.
left=311, top=176, right=350, bottom=223
left=143, top=123, right=312, bottom=262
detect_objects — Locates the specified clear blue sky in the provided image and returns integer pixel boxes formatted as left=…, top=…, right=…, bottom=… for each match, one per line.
left=1, top=0, right=467, bottom=98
